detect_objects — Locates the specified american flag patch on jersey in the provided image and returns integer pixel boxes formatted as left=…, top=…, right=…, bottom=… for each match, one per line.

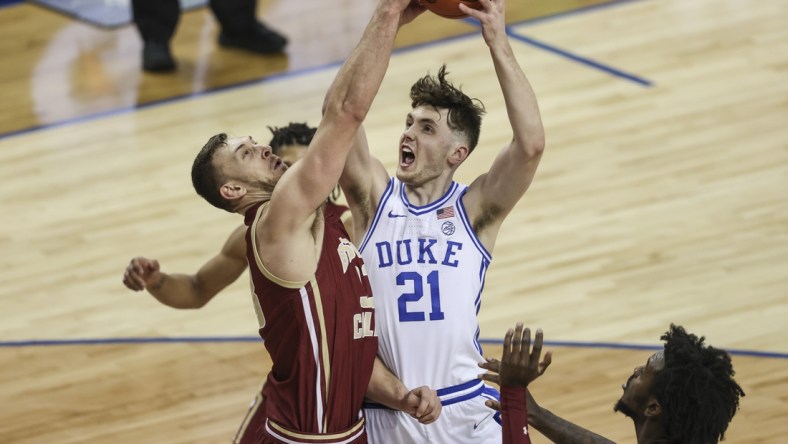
left=437, top=206, right=455, bottom=219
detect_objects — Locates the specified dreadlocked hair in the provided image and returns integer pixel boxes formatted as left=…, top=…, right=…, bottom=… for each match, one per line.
left=192, top=133, right=235, bottom=212
left=267, top=122, right=317, bottom=153
left=654, top=324, right=745, bottom=444
left=409, top=64, right=485, bottom=154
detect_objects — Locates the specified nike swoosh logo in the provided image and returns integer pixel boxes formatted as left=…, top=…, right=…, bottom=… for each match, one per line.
left=473, top=412, right=493, bottom=430
left=387, top=210, right=407, bottom=218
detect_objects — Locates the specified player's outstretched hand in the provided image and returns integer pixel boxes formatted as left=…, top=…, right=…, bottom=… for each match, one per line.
left=399, top=0, right=427, bottom=27
left=458, top=0, right=506, bottom=45
left=402, top=386, right=441, bottom=424
left=122, top=257, right=161, bottom=291
left=478, top=322, right=552, bottom=410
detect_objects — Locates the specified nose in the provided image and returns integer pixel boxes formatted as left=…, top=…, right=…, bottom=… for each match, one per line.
left=261, top=146, right=272, bottom=158
left=402, top=125, right=415, bottom=140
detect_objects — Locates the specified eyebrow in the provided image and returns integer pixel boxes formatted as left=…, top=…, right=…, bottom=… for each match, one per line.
left=234, top=138, right=254, bottom=154
left=407, top=113, right=438, bottom=125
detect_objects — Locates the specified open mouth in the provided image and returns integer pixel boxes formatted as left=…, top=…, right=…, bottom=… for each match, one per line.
left=400, top=146, right=415, bottom=167
left=274, top=159, right=283, bottom=170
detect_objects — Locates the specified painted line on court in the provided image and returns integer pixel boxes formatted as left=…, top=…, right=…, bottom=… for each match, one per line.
left=504, top=30, right=652, bottom=87
left=457, top=0, right=654, bottom=87
left=479, top=339, right=788, bottom=360
left=0, top=336, right=262, bottom=347
left=509, top=0, right=650, bottom=28
left=1, top=335, right=785, bottom=360
left=0, top=0, right=652, bottom=141
left=459, top=15, right=652, bottom=87
left=0, top=0, right=24, bottom=9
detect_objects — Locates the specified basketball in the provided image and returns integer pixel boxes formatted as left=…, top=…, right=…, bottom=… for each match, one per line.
left=422, top=0, right=483, bottom=19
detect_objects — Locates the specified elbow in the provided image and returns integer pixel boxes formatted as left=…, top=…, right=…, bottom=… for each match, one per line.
left=324, top=94, right=368, bottom=127
left=340, top=100, right=368, bottom=126
left=190, top=278, right=212, bottom=308
left=517, top=136, right=545, bottom=159
left=528, top=138, right=545, bottom=157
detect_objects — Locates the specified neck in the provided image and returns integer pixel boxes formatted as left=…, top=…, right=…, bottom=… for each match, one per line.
left=401, top=172, right=455, bottom=207
left=234, top=193, right=271, bottom=216
left=634, top=418, right=673, bottom=444
left=403, top=181, right=452, bottom=207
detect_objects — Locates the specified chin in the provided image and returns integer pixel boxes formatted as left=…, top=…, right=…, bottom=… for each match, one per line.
left=614, top=399, right=638, bottom=420
left=395, top=168, right=413, bottom=183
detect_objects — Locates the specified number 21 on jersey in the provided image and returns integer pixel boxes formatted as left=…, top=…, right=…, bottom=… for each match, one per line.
left=397, top=270, right=445, bottom=322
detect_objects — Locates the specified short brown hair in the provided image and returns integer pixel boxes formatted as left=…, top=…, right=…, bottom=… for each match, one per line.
left=191, top=133, right=234, bottom=212
left=410, top=64, right=485, bottom=153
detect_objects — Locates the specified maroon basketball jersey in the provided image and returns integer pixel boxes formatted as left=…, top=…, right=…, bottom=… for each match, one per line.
left=324, top=201, right=349, bottom=221
left=244, top=201, right=377, bottom=435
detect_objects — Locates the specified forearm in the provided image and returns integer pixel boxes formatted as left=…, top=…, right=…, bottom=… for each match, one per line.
left=529, top=406, right=616, bottom=444
left=324, top=3, right=401, bottom=122
left=501, top=386, right=532, bottom=444
left=147, top=273, right=207, bottom=309
left=489, top=40, right=545, bottom=156
left=365, top=357, right=409, bottom=410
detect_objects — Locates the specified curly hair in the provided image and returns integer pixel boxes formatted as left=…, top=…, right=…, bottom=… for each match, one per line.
left=653, top=325, right=745, bottom=443
left=192, top=133, right=234, bottom=212
left=267, top=122, right=317, bottom=153
left=267, top=122, right=342, bottom=202
left=409, top=64, right=485, bottom=153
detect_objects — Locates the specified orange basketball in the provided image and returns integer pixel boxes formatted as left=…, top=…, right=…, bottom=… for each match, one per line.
left=422, top=0, right=483, bottom=19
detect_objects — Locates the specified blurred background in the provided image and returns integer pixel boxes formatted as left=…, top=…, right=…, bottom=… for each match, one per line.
left=0, top=0, right=786, bottom=442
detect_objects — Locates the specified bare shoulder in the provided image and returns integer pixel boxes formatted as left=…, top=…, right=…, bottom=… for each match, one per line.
left=255, top=203, right=323, bottom=283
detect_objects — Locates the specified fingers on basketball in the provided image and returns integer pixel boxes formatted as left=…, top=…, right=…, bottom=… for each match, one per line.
left=421, top=0, right=482, bottom=19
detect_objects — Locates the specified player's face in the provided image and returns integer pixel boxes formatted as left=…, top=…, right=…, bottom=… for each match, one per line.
left=214, top=136, right=288, bottom=191
left=614, top=350, right=664, bottom=419
left=396, top=106, right=460, bottom=186
left=275, top=144, right=308, bottom=167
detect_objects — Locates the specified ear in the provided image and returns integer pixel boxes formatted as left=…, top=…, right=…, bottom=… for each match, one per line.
left=644, top=397, right=662, bottom=417
left=448, top=144, right=469, bottom=166
left=219, top=182, right=247, bottom=201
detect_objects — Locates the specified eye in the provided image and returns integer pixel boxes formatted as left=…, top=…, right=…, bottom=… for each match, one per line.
left=243, top=149, right=251, bottom=158
left=422, top=125, right=433, bottom=133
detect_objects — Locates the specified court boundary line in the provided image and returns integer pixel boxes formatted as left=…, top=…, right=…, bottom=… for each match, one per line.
left=0, top=0, right=23, bottom=9
left=1, top=336, right=784, bottom=360
left=0, top=0, right=652, bottom=141
left=503, top=30, right=652, bottom=87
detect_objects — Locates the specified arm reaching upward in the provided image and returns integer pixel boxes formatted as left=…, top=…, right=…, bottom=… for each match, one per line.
left=459, top=0, right=545, bottom=250
left=257, top=0, right=425, bottom=282
left=339, top=126, right=390, bottom=241
left=479, top=323, right=551, bottom=444
left=267, top=0, right=425, bottom=230
left=479, top=323, right=615, bottom=444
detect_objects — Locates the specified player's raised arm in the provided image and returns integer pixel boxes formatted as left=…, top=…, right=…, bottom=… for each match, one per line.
left=267, top=0, right=425, bottom=229
left=339, top=126, right=391, bottom=241
left=460, top=0, right=545, bottom=225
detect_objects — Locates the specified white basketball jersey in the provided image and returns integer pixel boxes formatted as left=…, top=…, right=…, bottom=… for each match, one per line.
left=359, top=178, right=491, bottom=391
